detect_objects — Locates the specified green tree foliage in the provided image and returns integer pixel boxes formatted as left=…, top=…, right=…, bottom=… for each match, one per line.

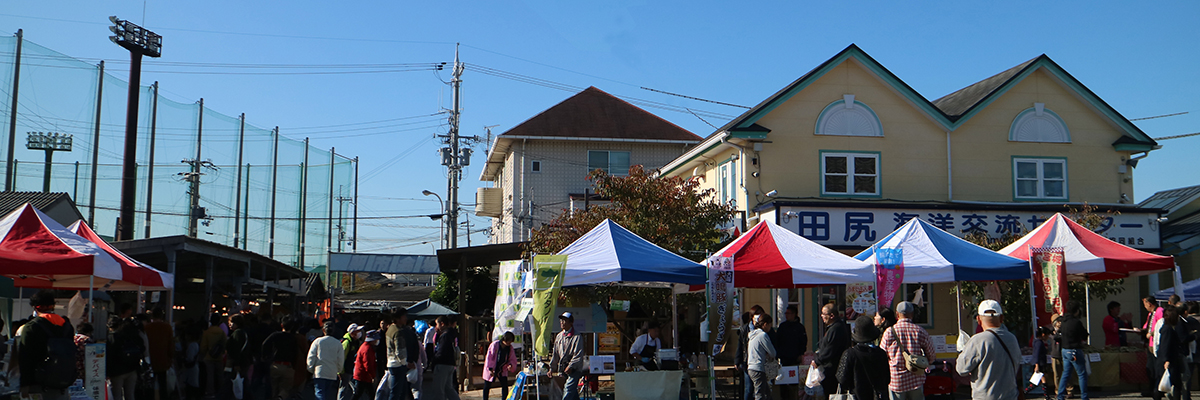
left=528, top=165, right=735, bottom=316
left=952, top=204, right=1124, bottom=337
left=429, top=266, right=497, bottom=315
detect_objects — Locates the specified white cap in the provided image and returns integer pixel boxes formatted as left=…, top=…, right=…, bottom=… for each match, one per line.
left=348, top=323, right=364, bottom=332
left=559, top=311, right=574, bottom=320
left=977, top=300, right=1003, bottom=316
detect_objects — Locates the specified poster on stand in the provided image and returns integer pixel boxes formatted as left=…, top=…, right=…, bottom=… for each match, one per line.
left=84, top=343, right=106, bottom=400
left=492, top=260, right=528, bottom=348
left=845, top=282, right=876, bottom=320
left=532, top=255, right=567, bottom=357
left=707, top=256, right=735, bottom=355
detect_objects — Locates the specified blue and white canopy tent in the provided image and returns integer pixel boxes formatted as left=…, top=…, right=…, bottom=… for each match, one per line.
left=855, top=217, right=1030, bottom=332
left=854, top=217, right=1030, bottom=283
left=555, top=219, right=707, bottom=356
left=558, top=219, right=706, bottom=287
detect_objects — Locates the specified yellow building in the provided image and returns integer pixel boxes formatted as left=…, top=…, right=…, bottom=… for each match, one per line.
left=660, top=45, right=1164, bottom=345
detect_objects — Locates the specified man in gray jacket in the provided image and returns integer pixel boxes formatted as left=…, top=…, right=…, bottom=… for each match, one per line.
left=956, top=300, right=1021, bottom=400
left=550, top=312, right=585, bottom=400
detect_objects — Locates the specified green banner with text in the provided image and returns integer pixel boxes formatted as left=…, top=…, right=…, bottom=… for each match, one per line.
left=532, top=255, right=567, bottom=357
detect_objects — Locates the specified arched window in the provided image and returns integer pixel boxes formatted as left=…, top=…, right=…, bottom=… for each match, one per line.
left=1010, top=103, right=1070, bottom=143
left=815, top=95, right=883, bottom=137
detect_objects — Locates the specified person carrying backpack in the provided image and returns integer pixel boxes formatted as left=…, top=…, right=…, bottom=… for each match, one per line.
left=109, top=317, right=146, bottom=400
left=17, top=291, right=77, bottom=400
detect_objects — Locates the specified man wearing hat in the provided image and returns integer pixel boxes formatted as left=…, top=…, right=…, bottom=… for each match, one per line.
left=837, top=316, right=890, bottom=400
left=17, top=291, right=76, bottom=400
left=550, top=312, right=585, bottom=400
left=881, top=301, right=934, bottom=400
left=956, top=300, right=1022, bottom=400
left=340, top=324, right=366, bottom=400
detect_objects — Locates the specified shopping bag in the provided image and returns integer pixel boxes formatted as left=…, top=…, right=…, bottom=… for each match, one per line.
left=407, top=368, right=419, bottom=384
left=775, top=366, right=800, bottom=385
left=805, top=365, right=824, bottom=388
left=376, top=370, right=393, bottom=400
left=829, top=385, right=855, bottom=400
left=1158, top=370, right=1173, bottom=393
left=231, top=373, right=244, bottom=400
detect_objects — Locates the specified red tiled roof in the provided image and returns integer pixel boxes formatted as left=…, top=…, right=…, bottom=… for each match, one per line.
left=499, top=87, right=701, bottom=141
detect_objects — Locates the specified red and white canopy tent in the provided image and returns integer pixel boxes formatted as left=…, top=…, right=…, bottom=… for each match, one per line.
left=69, top=220, right=173, bottom=290
left=999, top=213, right=1178, bottom=333
left=999, top=213, right=1175, bottom=280
left=711, top=220, right=874, bottom=288
left=0, top=204, right=122, bottom=289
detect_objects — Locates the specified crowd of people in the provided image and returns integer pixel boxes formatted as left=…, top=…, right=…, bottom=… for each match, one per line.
left=7, top=291, right=472, bottom=400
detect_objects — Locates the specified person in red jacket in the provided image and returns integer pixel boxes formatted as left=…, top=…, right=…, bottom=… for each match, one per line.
left=353, top=330, right=379, bottom=400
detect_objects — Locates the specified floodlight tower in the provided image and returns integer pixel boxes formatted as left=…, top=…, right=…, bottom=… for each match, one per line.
left=109, top=16, right=162, bottom=241
left=25, top=132, right=72, bottom=192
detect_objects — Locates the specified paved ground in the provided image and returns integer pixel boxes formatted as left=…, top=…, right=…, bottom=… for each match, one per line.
left=452, top=388, right=1155, bottom=399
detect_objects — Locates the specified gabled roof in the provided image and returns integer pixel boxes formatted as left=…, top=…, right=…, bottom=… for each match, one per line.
left=661, top=45, right=1160, bottom=176
left=932, top=58, right=1038, bottom=117
left=1140, top=184, right=1200, bottom=215
left=499, top=86, right=701, bottom=141
left=0, top=192, right=79, bottom=215
left=482, top=87, right=701, bottom=180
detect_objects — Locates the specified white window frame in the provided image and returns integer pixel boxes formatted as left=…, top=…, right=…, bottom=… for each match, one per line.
left=820, top=151, right=880, bottom=197
left=587, top=150, right=632, bottom=176
left=530, top=160, right=542, bottom=173
left=1012, top=157, right=1068, bottom=200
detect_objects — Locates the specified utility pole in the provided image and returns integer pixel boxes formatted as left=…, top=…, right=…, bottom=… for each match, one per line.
left=185, top=98, right=205, bottom=238
left=439, top=44, right=481, bottom=249
left=109, top=16, right=163, bottom=241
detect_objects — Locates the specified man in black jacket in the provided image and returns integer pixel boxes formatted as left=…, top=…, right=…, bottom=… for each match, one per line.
left=775, top=306, right=808, bottom=400
left=429, top=316, right=460, bottom=400
left=17, top=291, right=76, bottom=400
left=1056, top=300, right=1090, bottom=400
left=814, top=303, right=850, bottom=400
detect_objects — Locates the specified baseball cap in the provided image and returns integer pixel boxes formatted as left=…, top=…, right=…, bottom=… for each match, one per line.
left=977, top=300, right=1004, bottom=316
left=559, top=311, right=574, bottom=320
left=348, top=323, right=363, bottom=332
left=895, top=301, right=917, bottom=315
left=364, top=330, right=380, bottom=342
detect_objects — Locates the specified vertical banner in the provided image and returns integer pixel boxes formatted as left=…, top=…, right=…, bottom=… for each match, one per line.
left=84, top=343, right=106, bottom=400
left=875, top=248, right=904, bottom=309
left=707, top=256, right=735, bottom=355
left=1031, top=247, right=1067, bottom=327
left=532, top=255, right=568, bottom=357
left=492, top=260, right=527, bottom=348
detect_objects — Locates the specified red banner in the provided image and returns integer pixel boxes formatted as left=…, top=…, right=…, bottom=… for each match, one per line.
left=1031, top=247, right=1067, bottom=327
left=875, top=248, right=904, bottom=309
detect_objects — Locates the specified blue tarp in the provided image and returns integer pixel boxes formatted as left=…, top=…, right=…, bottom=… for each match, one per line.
left=855, top=218, right=1030, bottom=283
left=558, top=219, right=706, bottom=286
left=1154, top=277, right=1198, bottom=301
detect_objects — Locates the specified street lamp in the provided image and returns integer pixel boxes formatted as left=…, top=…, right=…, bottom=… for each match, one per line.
left=109, top=16, right=162, bottom=241
left=422, top=190, right=445, bottom=248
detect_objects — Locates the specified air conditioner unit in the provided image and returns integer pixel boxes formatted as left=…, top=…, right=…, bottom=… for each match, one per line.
left=476, top=187, right=503, bottom=217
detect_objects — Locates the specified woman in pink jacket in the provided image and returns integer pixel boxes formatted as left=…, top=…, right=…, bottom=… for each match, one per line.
left=482, top=332, right=519, bottom=400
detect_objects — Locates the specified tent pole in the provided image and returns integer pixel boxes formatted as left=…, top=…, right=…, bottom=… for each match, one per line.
left=89, top=275, right=95, bottom=326
left=955, top=281, right=962, bottom=334
left=672, top=290, right=679, bottom=350
left=1029, top=246, right=1038, bottom=336
left=1085, top=282, right=1091, bottom=346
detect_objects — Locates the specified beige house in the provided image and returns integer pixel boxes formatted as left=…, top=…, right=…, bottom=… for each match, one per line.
left=660, top=44, right=1164, bottom=344
left=477, top=87, right=702, bottom=244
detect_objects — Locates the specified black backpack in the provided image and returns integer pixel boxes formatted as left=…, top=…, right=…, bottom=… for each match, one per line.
left=32, top=318, right=78, bottom=389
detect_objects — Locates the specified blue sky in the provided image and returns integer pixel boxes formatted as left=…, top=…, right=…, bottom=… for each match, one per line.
left=2, top=1, right=1197, bottom=254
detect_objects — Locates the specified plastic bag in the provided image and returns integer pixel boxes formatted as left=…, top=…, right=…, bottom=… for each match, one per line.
left=1158, top=370, right=1173, bottom=393
left=231, top=373, right=244, bottom=400
left=407, top=368, right=419, bottom=384
left=805, top=365, right=824, bottom=388
left=376, top=370, right=393, bottom=400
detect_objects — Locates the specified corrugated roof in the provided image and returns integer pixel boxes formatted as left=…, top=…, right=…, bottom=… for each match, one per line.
left=498, top=87, right=701, bottom=141
left=1139, top=184, right=1200, bottom=214
left=0, top=191, right=73, bottom=214
left=932, top=57, right=1038, bottom=118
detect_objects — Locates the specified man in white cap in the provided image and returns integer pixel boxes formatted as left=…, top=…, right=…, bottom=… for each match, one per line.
left=956, top=300, right=1022, bottom=400
left=550, top=312, right=585, bottom=400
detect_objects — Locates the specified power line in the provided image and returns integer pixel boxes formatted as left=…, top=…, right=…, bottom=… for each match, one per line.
left=1154, top=132, right=1200, bottom=141
left=1131, top=111, right=1189, bottom=121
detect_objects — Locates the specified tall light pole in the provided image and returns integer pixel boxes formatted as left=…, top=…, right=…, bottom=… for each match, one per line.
left=109, top=16, right=162, bottom=241
left=25, top=132, right=72, bottom=192
left=422, top=190, right=445, bottom=249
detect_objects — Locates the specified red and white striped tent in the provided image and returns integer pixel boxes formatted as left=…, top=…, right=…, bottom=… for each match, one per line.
left=999, top=213, right=1175, bottom=280
left=713, top=220, right=874, bottom=288
left=68, top=220, right=173, bottom=290
left=0, top=203, right=122, bottom=289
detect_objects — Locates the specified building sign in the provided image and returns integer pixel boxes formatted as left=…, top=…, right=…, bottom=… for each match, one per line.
left=775, top=206, right=1161, bottom=249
